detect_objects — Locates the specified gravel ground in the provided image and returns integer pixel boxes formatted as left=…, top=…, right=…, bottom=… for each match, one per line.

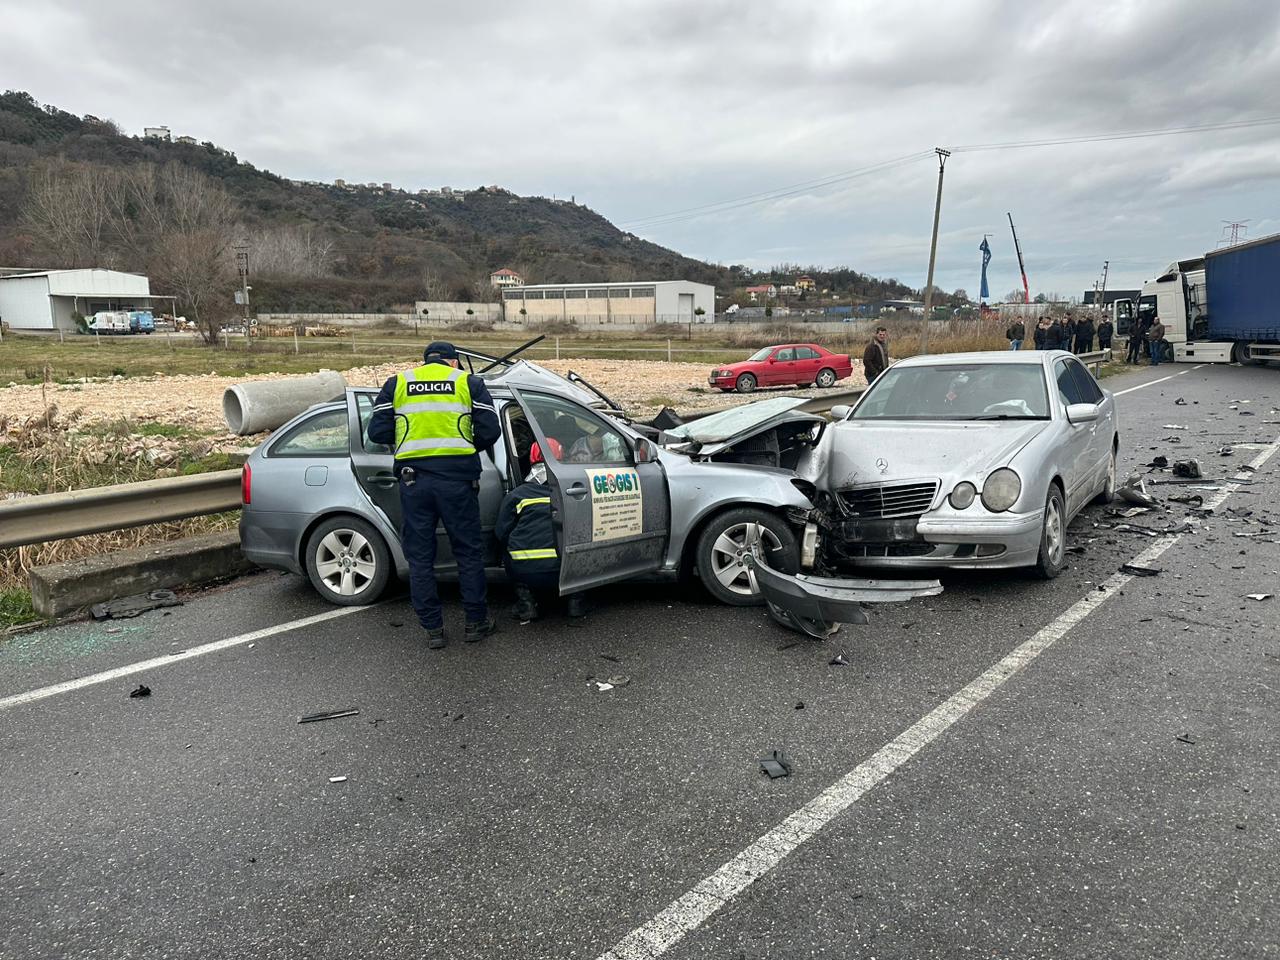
left=1, top=358, right=869, bottom=437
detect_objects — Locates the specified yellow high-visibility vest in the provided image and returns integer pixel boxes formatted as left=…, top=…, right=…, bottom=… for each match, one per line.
left=391, top=364, right=475, bottom=460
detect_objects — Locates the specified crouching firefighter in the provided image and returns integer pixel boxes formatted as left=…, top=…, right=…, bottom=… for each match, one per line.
left=496, top=439, right=587, bottom=621
left=368, top=340, right=501, bottom=649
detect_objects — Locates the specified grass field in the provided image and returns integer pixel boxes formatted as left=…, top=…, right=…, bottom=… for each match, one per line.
left=0, top=320, right=1014, bottom=385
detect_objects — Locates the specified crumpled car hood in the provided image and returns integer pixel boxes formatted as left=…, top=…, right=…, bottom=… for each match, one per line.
left=663, top=396, right=813, bottom=445
left=798, top=419, right=1049, bottom=488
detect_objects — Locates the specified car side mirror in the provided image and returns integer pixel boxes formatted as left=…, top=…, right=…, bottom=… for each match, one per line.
left=829, top=405, right=852, bottom=421
left=767, top=356, right=776, bottom=363
left=633, top=436, right=657, bottom=463
left=1066, top=402, right=1099, bottom=424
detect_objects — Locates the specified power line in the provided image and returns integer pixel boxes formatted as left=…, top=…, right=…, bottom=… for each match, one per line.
left=951, top=115, right=1280, bottom=153
left=618, top=151, right=934, bottom=229
left=618, top=114, right=1280, bottom=233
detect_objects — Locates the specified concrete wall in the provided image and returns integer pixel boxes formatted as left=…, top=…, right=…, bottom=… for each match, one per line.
left=412, top=301, right=501, bottom=321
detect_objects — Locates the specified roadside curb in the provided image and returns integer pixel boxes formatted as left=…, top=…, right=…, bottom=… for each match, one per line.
left=28, top=530, right=254, bottom=618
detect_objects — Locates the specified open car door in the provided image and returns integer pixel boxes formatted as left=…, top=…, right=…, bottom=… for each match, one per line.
left=509, top=387, right=670, bottom=594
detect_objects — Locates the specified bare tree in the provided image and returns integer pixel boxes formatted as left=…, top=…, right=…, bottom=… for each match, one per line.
left=244, top=225, right=335, bottom=277
left=151, top=228, right=236, bottom=343
left=420, top=270, right=450, bottom=302
left=21, top=159, right=125, bottom=267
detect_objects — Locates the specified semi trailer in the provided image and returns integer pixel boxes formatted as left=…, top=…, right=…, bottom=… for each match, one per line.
left=1113, top=231, right=1280, bottom=364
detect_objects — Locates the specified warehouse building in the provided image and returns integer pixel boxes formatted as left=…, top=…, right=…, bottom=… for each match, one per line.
left=501, top=280, right=714, bottom=324
left=0, top=269, right=170, bottom=331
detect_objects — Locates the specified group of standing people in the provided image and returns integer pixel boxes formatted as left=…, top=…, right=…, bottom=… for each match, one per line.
left=1124, top=313, right=1167, bottom=366
left=1017, top=313, right=1113, bottom=354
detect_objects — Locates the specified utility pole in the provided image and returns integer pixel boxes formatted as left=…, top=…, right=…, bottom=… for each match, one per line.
left=1099, top=260, right=1109, bottom=311
left=919, top=147, right=950, bottom=355
left=1218, top=220, right=1250, bottom=247
left=234, top=239, right=251, bottom=330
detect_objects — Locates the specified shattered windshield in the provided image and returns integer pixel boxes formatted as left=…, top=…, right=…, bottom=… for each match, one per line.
left=665, top=396, right=809, bottom=443
left=852, top=363, right=1050, bottom=421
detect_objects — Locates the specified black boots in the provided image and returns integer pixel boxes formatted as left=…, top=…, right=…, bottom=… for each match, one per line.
left=512, top=584, right=540, bottom=622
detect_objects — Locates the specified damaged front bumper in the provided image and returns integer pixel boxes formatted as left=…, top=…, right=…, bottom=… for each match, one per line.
left=745, top=539, right=942, bottom=639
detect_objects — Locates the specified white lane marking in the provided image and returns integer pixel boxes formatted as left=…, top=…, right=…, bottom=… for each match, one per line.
left=0, top=605, right=370, bottom=713
left=1114, top=364, right=1203, bottom=396
left=598, top=438, right=1279, bottom=960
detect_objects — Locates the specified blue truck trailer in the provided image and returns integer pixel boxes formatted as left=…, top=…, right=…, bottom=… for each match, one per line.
left=1114, top=231, right=1280, bottom=364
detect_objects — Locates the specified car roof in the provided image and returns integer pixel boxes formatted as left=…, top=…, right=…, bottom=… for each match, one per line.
left=893, top=350, right=1064, bottom=367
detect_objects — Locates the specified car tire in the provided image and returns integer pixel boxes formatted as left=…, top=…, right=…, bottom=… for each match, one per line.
left=304, top=516, right=392, bottom=605
left=815, top=367, right=837, bottom=388
left=1093, top=442, right=1118, bottom=504
left=1032, top=485, right=1067, bottom=579
left=735, top=373, right=757, bottom=393
left=695, top=507, right=798, bottom=606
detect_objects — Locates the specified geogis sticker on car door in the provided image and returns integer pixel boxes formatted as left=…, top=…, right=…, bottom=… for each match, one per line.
left=586, top=468, right=643, bottom=541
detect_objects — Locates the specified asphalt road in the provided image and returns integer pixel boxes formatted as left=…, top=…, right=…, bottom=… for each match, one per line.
left=3, top=361, right=1278, bottom=960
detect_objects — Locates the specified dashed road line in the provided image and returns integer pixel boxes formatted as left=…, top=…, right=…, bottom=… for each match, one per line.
left=597, top=435, right=1278, bottom=960
left=1114, top=364, right=1203, bottom=396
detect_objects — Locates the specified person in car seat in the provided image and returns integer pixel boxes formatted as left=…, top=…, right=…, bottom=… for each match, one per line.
left=495, top=438, right=587, bottom=621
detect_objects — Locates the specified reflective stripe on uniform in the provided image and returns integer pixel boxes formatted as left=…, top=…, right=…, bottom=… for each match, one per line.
left=510, top=548, right=558, bottom=561
left=396, top=437, right=475, bottom=453
left=395, top=401, right=471, bottom=415
left=516, top=497, right=551, bottom=513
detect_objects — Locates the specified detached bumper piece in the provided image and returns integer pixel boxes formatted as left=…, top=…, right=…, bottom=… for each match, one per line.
left=745, top=539, right=942, bottom=639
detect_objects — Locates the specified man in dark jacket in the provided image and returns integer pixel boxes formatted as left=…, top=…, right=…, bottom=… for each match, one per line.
left=1006, top=319, right=1025, bottom=351
left=1063, top=314, right=1078, bottom=352
left=368, top=341, right=501, bottom=648
left=1033, top=318, right=1049, bottom=350
left=1074, top=316, right=1095, bottom=354
left=1043, top=318, right=1064, bottom=351
left=1127, top=316, right=1152, bottom=364
left=863, top=326, right=889, bottom=382
left=1097, top=317, right=1114, bottom=353
left=496, top=439, right=586, bottom=621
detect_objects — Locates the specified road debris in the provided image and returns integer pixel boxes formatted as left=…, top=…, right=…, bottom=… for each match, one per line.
left=1117, top=473, right=1158, bottom=507
left=759, top=750, right=792, bottom=779
left=1174, top=397, right=1187, bottom=405
left=1121, top=563, right=1161, bottom=577
left=829, top=653, right=850, bottom=666
left=1245, top=594, right=1273, bottom=601
left=1218, top=446, right=1234, bottom=457
left=128, top=684, right=151, bottom=699
left=1172, top=459, right=1203, bottom=479
left=328, top=776, right=348, bottom=783
left=91, top=589, right=182, bottom=620
left=592, top=680, right=615, bottom=692
left=606, top=674, right=631, bottom=688
left=298, top=709, right=360, bottom=724
left=794, top=700, right=805, bottom=710
left=1162, top=424, right=1187, bottom=430
left=1148, top=456, right=1169, bottom=468
left=1175, top=734, right=1196, bottom=745
left=1169, top=494, right=1204, bottom=506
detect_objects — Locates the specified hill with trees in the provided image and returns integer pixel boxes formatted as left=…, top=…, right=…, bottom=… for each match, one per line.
left=0, top=90, right=926, bottom=331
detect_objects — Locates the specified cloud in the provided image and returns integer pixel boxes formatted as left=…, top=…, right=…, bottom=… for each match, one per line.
left=3, top=0, right=1280, bottom=297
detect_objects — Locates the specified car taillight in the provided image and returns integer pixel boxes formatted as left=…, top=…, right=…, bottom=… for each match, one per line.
left=241, top=463, right=252, bottom=504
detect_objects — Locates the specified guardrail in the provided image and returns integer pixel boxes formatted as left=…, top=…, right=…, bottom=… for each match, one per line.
left=0, top=390, right=873, bottom=550
left=0, top=470, right=242, bottom=550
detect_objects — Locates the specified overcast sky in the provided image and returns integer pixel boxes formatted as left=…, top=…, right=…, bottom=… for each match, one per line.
left=5, top=0, right=1279, bottom=298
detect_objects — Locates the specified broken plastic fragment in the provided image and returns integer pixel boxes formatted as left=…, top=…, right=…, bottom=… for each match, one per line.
left=1120, top=563, right=1161, bottom=577
left=328, top=776, right=348, bottom=783
left=1172, top=459, right=1203, bottom=479
left=759, top=750, right=792, bottom=779
left=129, top=684, right=151, bottom=699
left=1245, top=594, right=1273, bottom=601
left=298, top=709, right=360, bottom=724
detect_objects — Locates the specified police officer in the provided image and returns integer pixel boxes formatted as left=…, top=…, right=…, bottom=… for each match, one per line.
left=368, top=341, right=501, bottom=649
left=495, top=439, right=587, bottom=621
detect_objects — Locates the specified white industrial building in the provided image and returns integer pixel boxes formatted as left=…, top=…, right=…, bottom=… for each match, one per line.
left=0, top=269, right=167, bottom=331
left=501, top=280, right=715, bottom=323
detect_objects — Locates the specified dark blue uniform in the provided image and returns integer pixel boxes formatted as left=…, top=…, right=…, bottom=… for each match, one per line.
left=495, top=479, right=559, bottom=591
left=368, top=360, right=501, bottom=632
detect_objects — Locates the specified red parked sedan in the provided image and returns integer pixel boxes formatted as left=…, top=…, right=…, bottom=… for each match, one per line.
left=708, top=343, right=853, bottom=393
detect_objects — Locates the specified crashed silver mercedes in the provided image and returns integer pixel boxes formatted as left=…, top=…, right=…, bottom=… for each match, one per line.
left=661, top=350, right=1119, bottom=581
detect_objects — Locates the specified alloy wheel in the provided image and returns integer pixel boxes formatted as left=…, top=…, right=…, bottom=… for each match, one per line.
left=709, top=522, right=782, bottom=597
left=314, top=528, right=378, bottom=597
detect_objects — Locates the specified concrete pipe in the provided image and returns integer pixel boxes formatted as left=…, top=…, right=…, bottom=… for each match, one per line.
left=222, top=371, right=348, bottom=435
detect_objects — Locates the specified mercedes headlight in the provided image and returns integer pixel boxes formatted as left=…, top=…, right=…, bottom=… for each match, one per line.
left=981, top=469, right=1022, bottom=512
left=949, top=481, right=976, bottom=509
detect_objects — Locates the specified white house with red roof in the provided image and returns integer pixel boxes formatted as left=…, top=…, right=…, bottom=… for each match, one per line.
left=489, top=268, right=524, bottom=288
left=744, top=283, right=777, bottom=301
